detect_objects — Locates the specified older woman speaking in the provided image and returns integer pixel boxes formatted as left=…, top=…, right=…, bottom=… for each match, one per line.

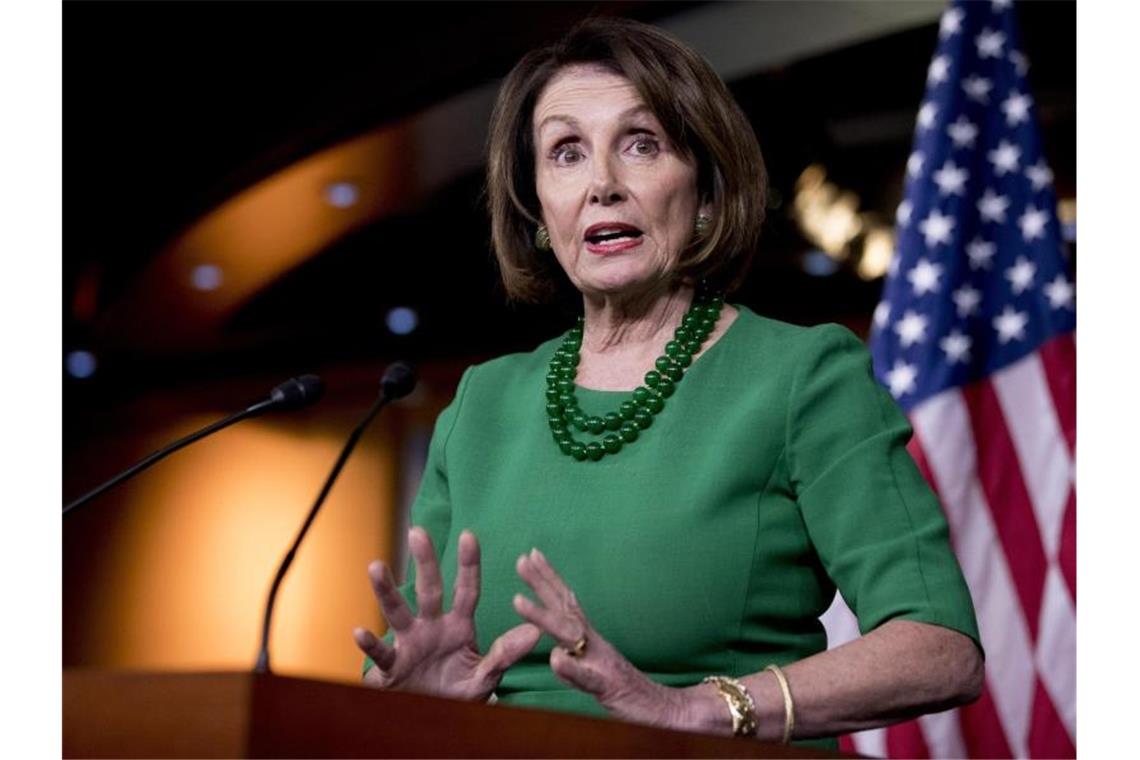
left=353, top=17, right=982, bottom=748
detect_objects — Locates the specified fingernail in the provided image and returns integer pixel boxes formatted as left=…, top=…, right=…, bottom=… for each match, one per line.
left=534, top=548, right=546, bottom=562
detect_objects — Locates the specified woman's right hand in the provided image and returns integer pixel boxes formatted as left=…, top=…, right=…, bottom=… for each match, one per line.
left=353, top=527, right=541, bottom=701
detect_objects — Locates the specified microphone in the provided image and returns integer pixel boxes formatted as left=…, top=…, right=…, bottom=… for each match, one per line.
left=63, top=375, right=325, bottom=517
left=254, top=361, right=417, bottom=675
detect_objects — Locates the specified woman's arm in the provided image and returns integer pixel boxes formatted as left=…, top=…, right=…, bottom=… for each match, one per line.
left=682, top=619, right=983, bottom=739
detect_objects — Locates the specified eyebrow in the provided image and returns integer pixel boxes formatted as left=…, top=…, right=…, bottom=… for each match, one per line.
left=536, top=104, right=656, bottom=134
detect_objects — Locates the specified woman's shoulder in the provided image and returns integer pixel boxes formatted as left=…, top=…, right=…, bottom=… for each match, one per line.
left=462, top=335, right=562, bottom=390
left=729, top=305, right=867, bottom=365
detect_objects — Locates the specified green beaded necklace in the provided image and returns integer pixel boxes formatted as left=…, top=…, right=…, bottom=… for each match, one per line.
left=545, top=291, right=725, bottom=462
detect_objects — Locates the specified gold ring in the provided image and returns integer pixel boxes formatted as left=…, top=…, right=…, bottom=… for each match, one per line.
left=565, top=634, right=588, bottom=658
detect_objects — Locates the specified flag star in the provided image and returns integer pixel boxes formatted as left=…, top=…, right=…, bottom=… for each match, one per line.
left=917, top=101, right=939, bottom=131
left=1009, top=49, right=1030, bottom=77
left=977, top=189, right=1010, bottom=223
left=1019, top=205, right=1049, bottom=242
left=962, top=75, right=993, bottom=103
left=1001, top=91, right=1033, bottom=127
left=918, top=208, right=955, bottom=247
left=933, top=160, right=969, bottom=196
left=953, top=284, right=983, bottom=317
left=894, top=310, right=929, bottom=347
left=885, top=360, right=919, bottom=398
left=940, top=330, right=973, bottom=364
left=928, top=55, right=951, bottom=86
left=991, top=0, right=1013, bottom=11
left=993, top=306, right=1029, bottom=343
left=947, top=116, right=979, bottom=149
left=907, top=151, right=925, bottom=179
left=1026, top=160, right=1054, bottom=191
left=907, top=258, right=944, bottom=296
left=1005, top=255, right=1037, bottom=294
left=939, top=7, right=964, bottom=38
left=967, top=237, right=997, bottom=270
left=1045, top=274, right=1075, bottom=310
left=873, top=301, right=891, bottom=328
left=976, top=28, right=1006, bottom=59
left=988, top=140, right=1021, bottom=176
left=896, top=200, right=913, bottom=227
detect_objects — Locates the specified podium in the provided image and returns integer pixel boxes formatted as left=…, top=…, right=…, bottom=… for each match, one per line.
left=63, top=670, right=844, bottom=758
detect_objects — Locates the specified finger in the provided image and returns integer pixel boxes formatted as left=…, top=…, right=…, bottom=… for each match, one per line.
left=353, top=626, right=398, bottom=671
left=409, top=527, right=444, bottom=618
left=367, top=560, right=414, bottom=632
left=513, top=592, right=583, bottom=646
left=549, top=645, right=607, bottom=695
left=477, top=623, right=542, bottom=683
left=515, top=551, right=567, bottom=614
left=451, top=530, right=481, bottom=618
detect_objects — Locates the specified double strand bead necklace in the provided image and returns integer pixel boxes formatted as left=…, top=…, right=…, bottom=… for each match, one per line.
left=545, top=292, right=725, bottom=461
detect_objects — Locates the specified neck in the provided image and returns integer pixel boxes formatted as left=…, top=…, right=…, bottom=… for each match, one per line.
left=580, top=283, right=694, bottom=354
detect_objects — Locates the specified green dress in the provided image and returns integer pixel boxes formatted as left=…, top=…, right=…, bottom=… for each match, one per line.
left=369, top=306, right=980, bottom=745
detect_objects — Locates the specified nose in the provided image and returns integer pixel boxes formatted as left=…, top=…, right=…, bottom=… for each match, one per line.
left=588, top=156, right=627, bottom=206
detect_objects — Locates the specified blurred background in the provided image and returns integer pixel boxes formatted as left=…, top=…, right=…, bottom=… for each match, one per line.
left=63, top=0, right=1075, bottom=684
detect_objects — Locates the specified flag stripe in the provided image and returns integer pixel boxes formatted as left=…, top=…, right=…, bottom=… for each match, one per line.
left=1059, top=488, right=1076, bottom=600
left=887, top=718, right=931, bottom=758
left=1035, top=567, right=1077, bottom=738
left=912, top=392, right=1035, bottom=757
left=1037, top=332, right=1076, bottom=456
left=991, top=353, right=1074, bottom=560
left=1028, top=677, right=1076, bottom=758
left=958, top=683, right=1016, bottom=759
left=919, top=707, right=968, bottom=759
left=961, top=379, right=1048, bottom=643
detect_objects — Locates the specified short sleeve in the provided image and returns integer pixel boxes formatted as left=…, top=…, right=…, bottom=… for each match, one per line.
left=787, top=325, right=981, bottom=651
left=362, top=366, right=473, bottom=674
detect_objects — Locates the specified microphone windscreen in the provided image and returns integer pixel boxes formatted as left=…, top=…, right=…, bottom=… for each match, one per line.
left=269, top=375, right=325, bottom=410
left=380, top=362, right=417, bottom=400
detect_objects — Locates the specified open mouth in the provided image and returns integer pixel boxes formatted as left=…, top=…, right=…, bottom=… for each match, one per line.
left=584, top=224, right=644, bottom=247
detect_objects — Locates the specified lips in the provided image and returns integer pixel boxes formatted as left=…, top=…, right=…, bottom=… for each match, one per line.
left=583, top=222, right=645, bottom=254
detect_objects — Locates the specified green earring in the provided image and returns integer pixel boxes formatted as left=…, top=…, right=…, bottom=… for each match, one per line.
left=535, top=224, right=552, bottom=252
left=695, top=214, right=712, bottom=237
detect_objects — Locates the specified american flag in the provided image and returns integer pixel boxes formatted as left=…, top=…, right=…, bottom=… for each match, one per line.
left=821, top=1, right=1076, bottom=757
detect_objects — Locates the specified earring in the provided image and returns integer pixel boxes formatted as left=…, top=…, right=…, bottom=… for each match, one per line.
left=695, top=214, right=712, bottom=237
left=535, top=224, right=552, bottom=252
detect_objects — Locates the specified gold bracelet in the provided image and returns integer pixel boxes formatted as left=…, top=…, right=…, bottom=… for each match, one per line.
left=702, top=675, right=758, bottom=737
left=764, top=664, right=795, bottom=744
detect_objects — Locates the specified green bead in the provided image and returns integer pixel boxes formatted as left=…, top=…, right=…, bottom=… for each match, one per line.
left=572, top=411, right=588, bottom=431
left=559, top=366, right=576, bottom=380
left=655, top=356, right=675, bottom=373
left=546, top=371, right=560, bottom=386
left=644, top=395, right=664, bottom=414
left=657, top=378, right=675, bottom=397
left=604, top=412, right=623, bottom=431
left=665, top=340, right=682, bottom=358
left=663, top=364, right=684, bottom=382
left=699, top=316, right=716, bottom=332
left=558, top=439, right=573, bottom=455
left=557, top=379, right=574, bottom=393
left=546, top=387, right=560, bottom=402
left=673, top=351, right=692, bottom=368
left=633, top=409, right=653, bottom=429
left=587, top=416, right=605, bottom=435
left=674, top=326, right=692, bottom=342
left=682, top=313, right=700, bottom=328
left=633, top=386, right=651, bottom=404
left=710, top=295, right=725, bottom=308
left=586, top=442, right=604, bottom=461
left=619, top=422, right=639, bottom=442
left=565, top=352, right=581, bottom=367
left=553, top=428, right=572, bottom=443
left=549, top=417, right=567, bottom=431
left=644, top=370, right=661, bottom=387
left=558, top=392, right=576, bottom=408
left=619, top=401, right=638, bottom=420
left=570, top=442, right=587, bottom=460
left=546, top=402, right=562, bottom=418
left=683, top=339, right=702, bottom=354
left=602, top=434, right=622, bottom=454
left=568, top=326, right=583, bottom=339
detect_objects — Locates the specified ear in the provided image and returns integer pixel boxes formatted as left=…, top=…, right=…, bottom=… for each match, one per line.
left=698, top=199, right=713, bottom=219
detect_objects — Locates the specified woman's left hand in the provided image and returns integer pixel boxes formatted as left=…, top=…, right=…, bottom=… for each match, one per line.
left=513, top=548, right=722, bottom=733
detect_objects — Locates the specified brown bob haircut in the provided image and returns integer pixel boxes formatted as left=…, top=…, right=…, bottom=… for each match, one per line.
left=486, top=16, right=768, bottom=303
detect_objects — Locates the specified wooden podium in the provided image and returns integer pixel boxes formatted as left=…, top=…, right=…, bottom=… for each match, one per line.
left=63, top=670, right=844, bottom=758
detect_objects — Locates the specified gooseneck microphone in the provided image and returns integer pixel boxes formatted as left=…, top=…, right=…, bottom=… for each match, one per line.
left=254, top=361, right=417, bottom=674
left=63, top=375, right=325, bottom=517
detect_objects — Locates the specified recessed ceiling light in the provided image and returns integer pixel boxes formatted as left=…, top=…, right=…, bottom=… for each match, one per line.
left=66, top=350, right=98, bottom=379
left=325, top=181, right=360, bottom=208
left=190, top=264, right=224, bottom=291
left=386, top=306, right=419, bottom=336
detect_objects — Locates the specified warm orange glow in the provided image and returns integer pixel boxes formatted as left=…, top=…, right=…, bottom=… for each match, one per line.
left=74, top=416, right=396, bottom=683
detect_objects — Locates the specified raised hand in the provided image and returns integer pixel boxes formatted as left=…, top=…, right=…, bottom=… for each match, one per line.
left=354, top=527, right=541, bottom=701
left=513, top=547, right=723, bottom=732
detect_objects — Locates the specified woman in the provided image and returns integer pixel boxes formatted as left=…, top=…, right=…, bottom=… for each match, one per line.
left=353, top=17, right=982, bottom=747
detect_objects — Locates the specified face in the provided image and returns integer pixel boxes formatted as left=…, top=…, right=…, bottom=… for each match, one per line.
left=532, top=65, right=706, bottom=299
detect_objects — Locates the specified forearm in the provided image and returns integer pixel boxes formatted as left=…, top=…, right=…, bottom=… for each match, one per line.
left=686, top=620, right=983, bottom=741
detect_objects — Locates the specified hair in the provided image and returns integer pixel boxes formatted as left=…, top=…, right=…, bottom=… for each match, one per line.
left=485, top=16, right=768, bottom=303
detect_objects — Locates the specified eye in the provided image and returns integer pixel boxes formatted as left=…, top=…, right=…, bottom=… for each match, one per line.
left=628, top=135, right=660, bottom=157
left=550, top=142, right=584, bottom=166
